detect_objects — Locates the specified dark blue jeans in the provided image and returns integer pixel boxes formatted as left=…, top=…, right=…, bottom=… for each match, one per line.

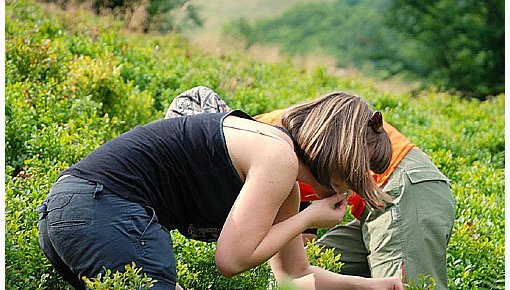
left=37, top=175, right=176, bottom=289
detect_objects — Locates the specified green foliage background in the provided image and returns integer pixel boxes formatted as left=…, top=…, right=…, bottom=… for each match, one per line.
left=5, top=1, right=505, bottom=289
left=223, top=0, right=504, bottom=99
left=44, top=0, right=203, bottom=34
left=223, top=0, right=395, bottom=72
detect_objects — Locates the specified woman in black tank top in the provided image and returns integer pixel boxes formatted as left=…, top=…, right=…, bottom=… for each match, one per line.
left=38, top=86, right=402, bottom=290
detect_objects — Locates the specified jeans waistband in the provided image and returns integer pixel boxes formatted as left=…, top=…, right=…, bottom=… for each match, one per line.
left=56, top=174, right=72, bottom=183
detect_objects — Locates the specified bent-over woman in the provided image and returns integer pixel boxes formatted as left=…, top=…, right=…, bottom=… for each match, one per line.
left=38, top=88, right=403, bottom=290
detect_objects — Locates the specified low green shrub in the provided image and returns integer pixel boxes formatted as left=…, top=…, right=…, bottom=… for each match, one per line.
left=306, top=241, right=344, bottom=274
left=67, top=53, right=154, bottom=131
left=5, top=1, right=505, bottom=289
left=82, top=262, right=156, bottom=290
left=172, top=231, right=272, bottom=289
left=405, top=275, right=436, bottom=290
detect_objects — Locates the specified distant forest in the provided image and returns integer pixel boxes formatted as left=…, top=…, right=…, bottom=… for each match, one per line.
left=224, top=0, right=504, bottom=99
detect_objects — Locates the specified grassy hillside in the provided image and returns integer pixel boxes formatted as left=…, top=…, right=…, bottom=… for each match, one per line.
left=5, top=1, right=505, bottom=289
left=220, top=0, right=397, bottom=77
left=187, top=0, right=342, bottom=83
left=192, top=0, right=328, bottom=34
left=222, top=0, right=504, bottom=99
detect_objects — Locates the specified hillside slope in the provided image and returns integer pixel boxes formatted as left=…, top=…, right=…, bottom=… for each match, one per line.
left=5, top=1, right=505, bottom=289
left=192, top=0, right=329, bottom=34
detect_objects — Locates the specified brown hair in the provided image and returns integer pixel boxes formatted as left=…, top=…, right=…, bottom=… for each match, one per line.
left=281, top=92, right=392, bottom=210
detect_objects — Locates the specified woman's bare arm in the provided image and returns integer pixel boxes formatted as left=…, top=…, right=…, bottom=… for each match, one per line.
left=215, top=142, right=347, bottom=277
left=215, top=142, right=303, bottom=276
left=268, top=188, right=404, bottom=290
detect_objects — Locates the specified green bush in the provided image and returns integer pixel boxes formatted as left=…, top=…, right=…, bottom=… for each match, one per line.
left=172, top=231, right=272, bottom=289
left=305, top=241, right=343, bottom=274
left=5, top=1, right=505, bottom=289
left=387, top=0, right=504, bottom=99
left=38, top=0, right=203, bottom=33
left=405, top=275, right=436, bottom=290
left=82, top=262, right=156, bottom=289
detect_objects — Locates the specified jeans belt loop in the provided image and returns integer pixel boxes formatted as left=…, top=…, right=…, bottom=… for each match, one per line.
left=93, top=183, right=104, bottom=199
left=36, top=203, right=48, bottom=220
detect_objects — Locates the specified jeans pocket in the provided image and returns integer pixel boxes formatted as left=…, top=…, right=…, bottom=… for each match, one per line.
left=45, top=176, right=104, bottom=226
left=127, top=203, right=158, bottom=256
left=46, top=192, right=92, bottom=229
left=45, top=179, right=102, bottom=229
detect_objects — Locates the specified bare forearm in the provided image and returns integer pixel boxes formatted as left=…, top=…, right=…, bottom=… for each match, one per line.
left=249, top=211, right=309, bottom=265
left=218, top=211, right=310, bottom=275
left=232, top=195, right=347, bottom=272
left=290, top=266, right=368, bottom=290
left=287, top=266, right=405, bottom=290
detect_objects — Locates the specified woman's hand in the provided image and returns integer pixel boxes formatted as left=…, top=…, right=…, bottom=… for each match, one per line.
left=302, top=193, right=347, bottom=228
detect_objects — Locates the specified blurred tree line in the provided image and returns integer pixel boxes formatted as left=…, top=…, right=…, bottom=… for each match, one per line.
left=224, top=0, right=504, bottom=99
left=388, top=0, right=504, bottom=98
left=39, top=0, right=203, bottom=33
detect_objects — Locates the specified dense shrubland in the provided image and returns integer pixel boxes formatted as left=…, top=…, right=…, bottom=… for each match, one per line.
left=37, top=0, right=203, bottom=33
left=5, top=1, right=504, bottom=289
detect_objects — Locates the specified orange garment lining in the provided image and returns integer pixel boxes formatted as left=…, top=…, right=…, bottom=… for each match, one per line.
left=373, top=122, right=415, bottom=187
left=254, top=109, right=415, bottom=200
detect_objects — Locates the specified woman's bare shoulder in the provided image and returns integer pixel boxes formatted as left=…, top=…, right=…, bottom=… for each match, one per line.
left=223, top=115, right=294, bottom=149
left=223, top=115, right=298, bottom=182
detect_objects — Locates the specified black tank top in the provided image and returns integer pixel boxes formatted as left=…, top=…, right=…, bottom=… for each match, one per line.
left=63, top=110, right=253, bottom=242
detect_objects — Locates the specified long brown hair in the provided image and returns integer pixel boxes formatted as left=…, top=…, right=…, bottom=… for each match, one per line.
left=281, top=92, right=392, bottom=210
